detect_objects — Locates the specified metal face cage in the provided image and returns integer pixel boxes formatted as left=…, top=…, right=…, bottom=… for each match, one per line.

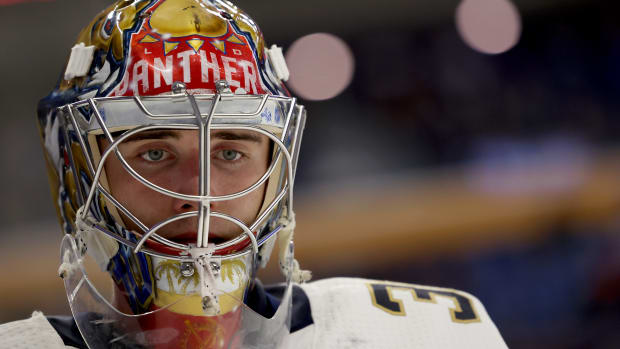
left=58, top=82, right=306, bottom=265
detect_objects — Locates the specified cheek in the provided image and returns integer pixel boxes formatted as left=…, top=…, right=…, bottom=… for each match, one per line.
left=213, top=175, right=266, bottom=220
left=104, top=159, right=170, bottom=223
left=105, top=159, right=128, bottom=200
left=105, top=162, right=138, bottom=213
left=246, top=181, right=267, bottom=210
left=211, top=158, right=269, bottom=194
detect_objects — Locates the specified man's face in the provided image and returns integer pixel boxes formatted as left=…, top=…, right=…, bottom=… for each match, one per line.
left=100, top=129, right=270, bottom=244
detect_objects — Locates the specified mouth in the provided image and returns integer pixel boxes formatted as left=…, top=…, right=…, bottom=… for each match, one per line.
left=143, top=230, right=256, bottom=257
left=169, top=233, right=227, bottom=246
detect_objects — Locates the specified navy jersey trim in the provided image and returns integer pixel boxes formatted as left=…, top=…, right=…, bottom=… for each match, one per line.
left=263, top=283, right=314, bottom=333
left=46, top=315, right=88, bottom=349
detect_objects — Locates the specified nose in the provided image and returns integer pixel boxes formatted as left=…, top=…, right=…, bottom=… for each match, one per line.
left=171, top=148, right=201, bottom=213
left=171, top=147, right=224, bottom=213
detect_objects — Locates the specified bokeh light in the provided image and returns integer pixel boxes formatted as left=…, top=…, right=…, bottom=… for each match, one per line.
left=0, top=0, right=52, bottom=5
left=285, top=33, right=355, bottom=101
left=456, top=0, right=522, bottom=54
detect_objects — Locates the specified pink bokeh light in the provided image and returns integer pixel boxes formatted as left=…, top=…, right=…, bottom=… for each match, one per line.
left=456, top=0, right=522, bottom=54
left=0, top=0, right=53, bottom=5
left=285, top=33, right=355, bottom=101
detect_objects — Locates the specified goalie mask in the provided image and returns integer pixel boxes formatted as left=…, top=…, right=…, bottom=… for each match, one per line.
left=37, top=0, right=308, bottom=348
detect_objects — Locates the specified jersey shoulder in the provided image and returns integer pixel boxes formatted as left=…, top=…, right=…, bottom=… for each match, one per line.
left=290, top=277, right=507, bottom=349
left=0, top=312, right=77, bottom=349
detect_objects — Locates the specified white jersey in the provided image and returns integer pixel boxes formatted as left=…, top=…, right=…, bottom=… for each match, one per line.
left=0, top=312, right=75, bottom=349
left=284, top=277, right=507, bottom=349
left=0, top=278, right=506, bottom=348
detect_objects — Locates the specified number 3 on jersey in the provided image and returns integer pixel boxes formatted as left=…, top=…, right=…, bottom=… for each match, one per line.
left=367, top=282, right=481, bottom=323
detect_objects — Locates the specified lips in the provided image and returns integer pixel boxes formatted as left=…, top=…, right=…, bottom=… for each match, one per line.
left=166, top=232, right=227, bottom=246
left=143, top=231, right=257, bottom=256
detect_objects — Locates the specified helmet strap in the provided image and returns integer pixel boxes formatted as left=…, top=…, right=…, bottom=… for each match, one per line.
left=189, top=244, right=222, bottom=315
left=276, top=212, right=311, bottom=283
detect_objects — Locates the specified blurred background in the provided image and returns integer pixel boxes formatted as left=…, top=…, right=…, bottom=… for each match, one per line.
left=1, top=0, right=620, bottom=347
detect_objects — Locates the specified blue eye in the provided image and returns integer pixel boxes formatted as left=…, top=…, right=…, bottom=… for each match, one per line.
left=220, top=149, right=241, bottom=161
left=141, top=149, right=166, bottom=162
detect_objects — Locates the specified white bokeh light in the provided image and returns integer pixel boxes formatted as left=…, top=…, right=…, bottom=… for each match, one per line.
left=456, top=0, right=522, bottom=55
left=285, top=33, right=355, bottom=101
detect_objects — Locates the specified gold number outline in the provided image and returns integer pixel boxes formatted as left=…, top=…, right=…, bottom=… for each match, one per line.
left=367, top=282, right=481, bottom=324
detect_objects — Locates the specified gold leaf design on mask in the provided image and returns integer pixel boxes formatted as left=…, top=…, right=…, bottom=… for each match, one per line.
left=220, top=259, right=246, bottom=285
left=155, top=259, right=179, bottom=292
left=155, top=259, right=198, bottom=294
left=181, top=318, right=225, bottom=349
left=178, top=268, right=200, bottom=294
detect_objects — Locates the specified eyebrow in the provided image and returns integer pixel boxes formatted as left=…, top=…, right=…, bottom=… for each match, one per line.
left=116, top=130, right=180, bottom=143
left=212, top=131, right=263, bottom=143
left=114, top=130, right=263, bottom=143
